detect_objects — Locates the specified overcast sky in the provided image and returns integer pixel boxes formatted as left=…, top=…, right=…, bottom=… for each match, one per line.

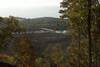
left=0, top=0, right=61, bottom=18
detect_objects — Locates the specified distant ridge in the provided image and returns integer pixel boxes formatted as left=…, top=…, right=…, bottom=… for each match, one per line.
left=17, top=17, right=68, bottom=31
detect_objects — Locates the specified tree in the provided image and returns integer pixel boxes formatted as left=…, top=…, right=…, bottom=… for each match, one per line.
left=92, top=4, right=100, bottom=67
left=43, top=44, right=66, bottom=67
left=0, top=16, right=19, bottom=51
left=60, top=0, right=100, bottom=67
left=14, top=36, right=36, bottom=67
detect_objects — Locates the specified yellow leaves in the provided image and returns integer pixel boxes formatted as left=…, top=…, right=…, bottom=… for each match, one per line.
left=5, top=56, right=16, bottom=64
left=69, top=11, right=80, bottom=18
left=0, top=53, right=16, bottom=64
left=36, top=57, right=43, bottom=64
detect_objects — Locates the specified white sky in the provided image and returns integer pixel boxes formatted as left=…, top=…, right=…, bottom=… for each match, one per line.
left=0, top=0, right=61, bottom=18
left=0, top=0, right=60, bottom=8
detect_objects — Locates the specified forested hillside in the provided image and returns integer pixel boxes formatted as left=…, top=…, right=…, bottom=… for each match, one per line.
left=17, top=17, right=68, bottom=31
left=0, top=16, right=69, bottom=67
